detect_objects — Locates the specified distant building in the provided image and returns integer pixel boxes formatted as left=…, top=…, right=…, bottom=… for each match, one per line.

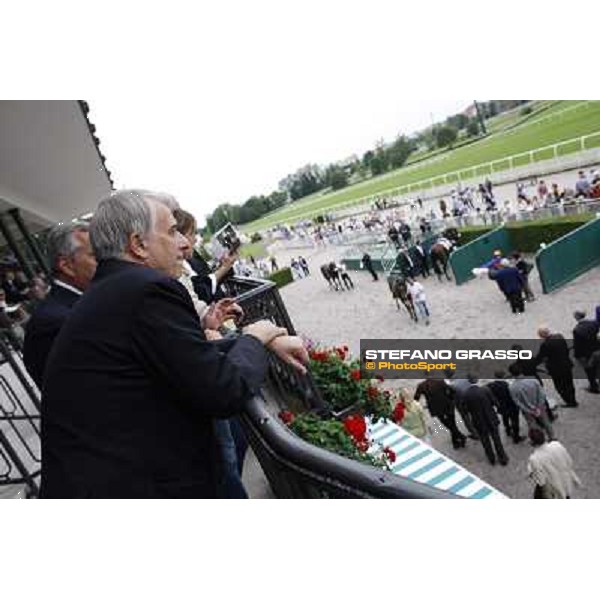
left=463, top=103, right=478, bottom=119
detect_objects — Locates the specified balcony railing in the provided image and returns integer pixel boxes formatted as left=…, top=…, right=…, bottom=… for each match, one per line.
left=0, top=334, right=41, bottom=497
left=229, top=275, right=458, bottom=499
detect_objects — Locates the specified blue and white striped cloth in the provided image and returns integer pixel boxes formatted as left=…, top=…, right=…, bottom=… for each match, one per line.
left=367, top=419, right=507, bottom=499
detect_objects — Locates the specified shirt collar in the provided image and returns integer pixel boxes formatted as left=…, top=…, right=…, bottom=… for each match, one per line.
left=182, top=260, right=195, bottom=276
left=53, top=279, right=83, bottom=296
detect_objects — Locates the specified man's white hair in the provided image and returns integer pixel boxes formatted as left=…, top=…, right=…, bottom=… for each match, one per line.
left=90, top=189, right=179, bottom=261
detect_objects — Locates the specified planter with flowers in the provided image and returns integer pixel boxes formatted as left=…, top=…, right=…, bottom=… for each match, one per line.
left=278, top=342, right=407, bottom=470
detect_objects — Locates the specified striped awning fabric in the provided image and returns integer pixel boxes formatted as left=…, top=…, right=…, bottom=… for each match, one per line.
left=367, top=419, right=507, bottom=499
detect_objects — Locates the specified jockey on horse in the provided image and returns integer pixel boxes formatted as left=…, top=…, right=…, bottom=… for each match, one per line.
left=429, top=229, right=460, bottom=281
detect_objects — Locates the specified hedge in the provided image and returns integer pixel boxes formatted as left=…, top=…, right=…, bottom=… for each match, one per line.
left=457, top=214, right=594, bottom=253
left=457, top=225, right=494, bottom=245
left=506, top=214, right=594, bottom=252
left=268, top=267, right=294, bottom=288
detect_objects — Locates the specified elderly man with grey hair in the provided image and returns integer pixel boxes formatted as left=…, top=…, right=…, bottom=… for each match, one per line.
left=23, top=220, right=97, bottom=388
left=40, top=189, right=308, bottom=498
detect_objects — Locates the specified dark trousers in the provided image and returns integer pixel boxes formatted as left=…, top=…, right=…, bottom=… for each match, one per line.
left=550, top=370, right=577, bottom=406
left=229, top=416, right=249, bottom=475
left=438, top=410, right=467, bottom=448
left=477, top=426, right=508, bottom=464
left=367, top=268, right=378, bottom=281
left=507, top=291, right=524, bottom=313
left=215, top=417, right=248, bottom=499
left=456, top=401, right=479, bottom=439
left=500, top=409, right=521, bottom=442
left=583, top=365, right=600, bottom=392
left=522, top=276, right=535, bottom=300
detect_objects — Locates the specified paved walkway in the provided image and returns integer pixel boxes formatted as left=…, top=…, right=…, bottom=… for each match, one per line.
left=273, top=245, right=600, bottom=499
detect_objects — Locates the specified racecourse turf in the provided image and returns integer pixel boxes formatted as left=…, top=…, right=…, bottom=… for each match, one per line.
left=242, top=100, right=600, bottom=233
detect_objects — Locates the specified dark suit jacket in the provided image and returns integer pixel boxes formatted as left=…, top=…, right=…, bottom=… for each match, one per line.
left=41, top=259, right=268, bottom=498
left=23, top=284, right=81, bottom=388
left=573, top=319, right=600, bottom=360
left=486, top=380, right=518, bottom=416
left=535, top=334, right=573, bottom=374
left=414, top=379, right=454, bottom=418
left=488, top=267, right=524, bottom=295
left=464, top=385, right=499, bottom=432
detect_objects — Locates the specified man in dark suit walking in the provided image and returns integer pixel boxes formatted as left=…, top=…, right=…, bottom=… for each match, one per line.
left=414, top=375, right=467, bottom=449
left=535, top=326, right=577, bottom=407
left=572, top=310, right=600, bottom=394
left=23, top=222, right=97, bottom=388
left=41, top=189, right=308, bottom=498
left=487, top=370, right=524, bottom=444
left=411, top=241, right=430, bottom=278
left=463, top=376, right=509, bottom=466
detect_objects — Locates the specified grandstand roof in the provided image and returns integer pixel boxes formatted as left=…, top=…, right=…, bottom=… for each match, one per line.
left=0, top=100, right=113, bottom=232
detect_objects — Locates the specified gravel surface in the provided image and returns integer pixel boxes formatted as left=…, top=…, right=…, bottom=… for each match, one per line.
left=275, top=244, right=600, bottom=499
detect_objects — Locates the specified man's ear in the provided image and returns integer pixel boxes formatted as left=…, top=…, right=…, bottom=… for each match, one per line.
left=128, top=232, right=148, bottom=260
left=57, top=255, right=75, bottom=279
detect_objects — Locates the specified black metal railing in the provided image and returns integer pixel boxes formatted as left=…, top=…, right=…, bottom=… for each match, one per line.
left=228, top=276, right=326, bottom=414
left=241, top=395, right=456, bottom=499
left=0, top=336, right=41, bottom=498
left=230, top=276, right=459, bottom=499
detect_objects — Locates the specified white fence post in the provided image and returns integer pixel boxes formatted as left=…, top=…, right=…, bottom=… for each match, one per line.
left=291, top=126, right=600, bottom=219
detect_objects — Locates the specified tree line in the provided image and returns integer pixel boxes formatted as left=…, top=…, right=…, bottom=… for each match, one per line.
left=205, top=100, right=530, bottom=233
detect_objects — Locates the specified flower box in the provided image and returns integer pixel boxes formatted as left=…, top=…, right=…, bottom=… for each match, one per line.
left=278, top=339, right=506, bottom=499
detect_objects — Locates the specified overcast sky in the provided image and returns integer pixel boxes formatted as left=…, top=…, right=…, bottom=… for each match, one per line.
left=89, top=96, right=469, bottom=223
left=19, top=0, right=585, bottom=227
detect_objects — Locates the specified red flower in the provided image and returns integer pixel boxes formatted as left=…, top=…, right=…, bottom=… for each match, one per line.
left=392, top=402, right=405, bottom=424
left=350, top=369, right=361, bottom=381
left=279, top=410, right=295, bottom=425
left=356, top=439, right=370, bottom=453
left=384, top=447, right=396, bottom=462
left=367, top=386, right=379, bottom=399
left=343, top=345, right=349, bottom=352
left=336, top=346, right=347, bottom=360
left=309, top=350, right=328, bottom=362
left=343, top=414, right=367, bottom=443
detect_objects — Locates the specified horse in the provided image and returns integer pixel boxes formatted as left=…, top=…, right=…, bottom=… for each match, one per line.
left=429, top=227, right=461, bottom=282
left=320, top=262, right=343, bottom=291
left=387, top=271, right=418, bottom=321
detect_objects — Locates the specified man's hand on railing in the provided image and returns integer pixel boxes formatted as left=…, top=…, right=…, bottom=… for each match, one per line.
left=267, top=336, right=310, bottom=375
left=202, top=298, right=244, bottom=330
left=243, top=320, right=287, bottom=346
